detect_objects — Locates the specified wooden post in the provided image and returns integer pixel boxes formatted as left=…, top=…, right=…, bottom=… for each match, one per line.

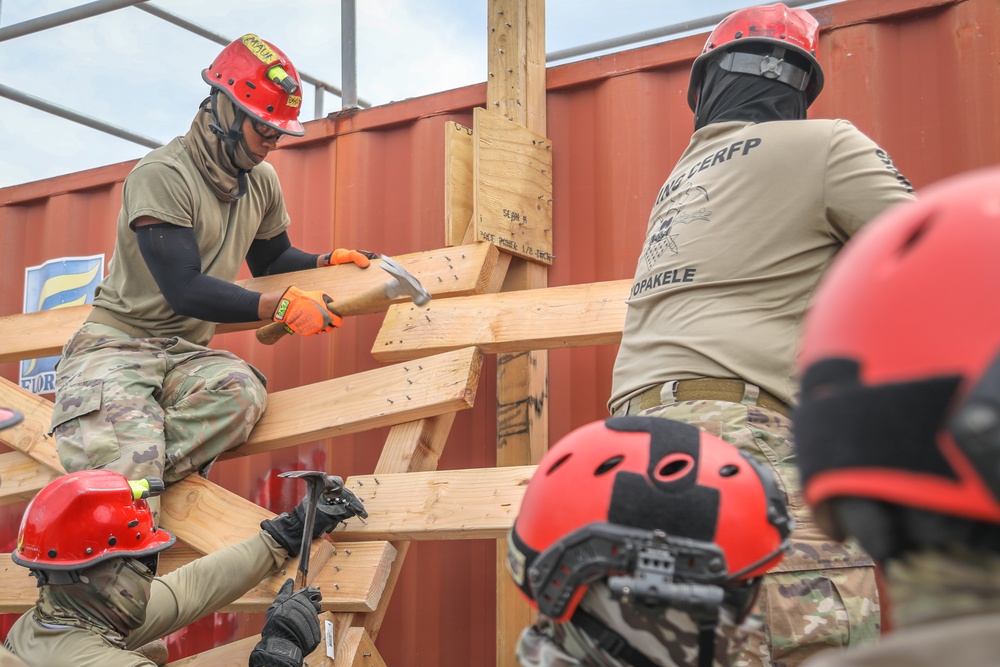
left=487, top=0, right=547, bottom=665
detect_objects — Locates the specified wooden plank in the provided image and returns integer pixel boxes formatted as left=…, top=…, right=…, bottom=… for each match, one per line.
left=0, top=347, right=483, bottom=504
left=0, top=244, right=501, bottom=363
left=0, top=451, right=58, bottom=505
left=0, top=380, right=64, bottom=472
left=486, top=0, right=547, bottom=134
left=0, top=540, right=393, bottom=615
left=159, top=545, right=392, bottom=614
left=372, top=279, right=630, bottom=362
left=0, top=378, right=395, bottom=610
left=305, top=623, right=386, bottom=667
left=334, top=466, right=533, bottom=541
left=166, top=636, right=256, bottom=667
left=158, top=474, right=341, bottom=597
left=445, top=122, right=475, bottom=247
left=488, top=2, right=549, bottom=663
left=332, top=414, right=457, bottom=661
left=473, top=108, right=553, bottom=265
left=169, top=620, right=385, bottom=667
left=221, top=347, right=482, bottom=459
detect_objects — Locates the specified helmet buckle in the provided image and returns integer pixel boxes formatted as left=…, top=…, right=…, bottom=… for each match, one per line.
left=759, top=54, right=784, bottom=79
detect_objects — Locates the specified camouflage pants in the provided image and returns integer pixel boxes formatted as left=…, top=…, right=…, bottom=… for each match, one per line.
left=51, top=323, right=268, bottom=488
left=634, top=397, right=880, bottom=667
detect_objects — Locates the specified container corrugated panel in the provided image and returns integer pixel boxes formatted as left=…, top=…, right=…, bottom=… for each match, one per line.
left=0, top=0, right=996, bottom=662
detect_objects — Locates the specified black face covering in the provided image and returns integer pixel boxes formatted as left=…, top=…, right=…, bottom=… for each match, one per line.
left=693, top=57, right=809, bottom=130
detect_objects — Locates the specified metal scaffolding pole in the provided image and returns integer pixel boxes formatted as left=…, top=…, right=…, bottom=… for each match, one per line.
left=0, top=82, right=163, bottom=149
left=546, top=0, right=828, bottom=63
left=135, top=3, right=369, bottom=111
left=341, top=0, right=358, bottom=109
left=0, top=0, right=149, bottom=42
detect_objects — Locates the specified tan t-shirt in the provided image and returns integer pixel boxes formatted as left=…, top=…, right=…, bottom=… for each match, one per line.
left=609, top=119, right=915, bottom=411
left=92, top=137, right=290, bottom=346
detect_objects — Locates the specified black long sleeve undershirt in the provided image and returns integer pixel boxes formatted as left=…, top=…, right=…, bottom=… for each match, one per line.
left=245, top=231, right=322, bottom=276
left=135, top=223, right=263, bottom=323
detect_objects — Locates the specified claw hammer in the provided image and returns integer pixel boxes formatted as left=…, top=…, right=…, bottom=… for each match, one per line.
left=279, top=470, right=344, bottom=589
left=257, top=254, right=431, bottom=345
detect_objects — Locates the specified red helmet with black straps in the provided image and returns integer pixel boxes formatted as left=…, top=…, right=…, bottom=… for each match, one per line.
left=507, top=417, right=792, bottom=623
left=794, top=167, right=1000, bottom=541
left=203, top=33, right=306, bottom=136
left=688, top=3, right=824, bottom=111
left=12, top=470, right=175, bottom=571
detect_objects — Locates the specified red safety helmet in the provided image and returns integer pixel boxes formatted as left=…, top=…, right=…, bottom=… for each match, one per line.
left=12, top=470, right=175, bottom=571
left=688, top=3, right=824, bottom=111
left=203, top=34, right=306, bottom=136
left=507, top=417, right=791, bottom=623
left=795, top=167, right=1000, bottom=538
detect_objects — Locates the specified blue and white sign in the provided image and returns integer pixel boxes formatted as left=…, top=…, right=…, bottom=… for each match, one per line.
left=21, top=255, right=104, bottom=395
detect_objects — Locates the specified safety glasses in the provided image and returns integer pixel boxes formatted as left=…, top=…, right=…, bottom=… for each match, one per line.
left=251, top=119, right=283, bottom=143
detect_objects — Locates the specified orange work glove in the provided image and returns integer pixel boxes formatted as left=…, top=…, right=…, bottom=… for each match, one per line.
left=272, top=286, right=343, bottom=336
left=324, top=249, right=378, bottom=268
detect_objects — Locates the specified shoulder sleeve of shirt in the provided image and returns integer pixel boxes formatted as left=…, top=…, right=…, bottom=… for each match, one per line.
left=123, top=162, right=195, bottom=231
left=823, top=119, right=916, bottom=240
left=252, top=161, right=292, bottom=241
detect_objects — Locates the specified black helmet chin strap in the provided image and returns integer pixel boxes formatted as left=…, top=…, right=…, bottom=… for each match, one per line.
left=204, top=89, right=250, bottom=200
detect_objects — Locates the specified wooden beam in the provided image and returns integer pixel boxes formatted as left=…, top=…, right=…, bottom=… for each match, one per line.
left=488, top=1, right=548, bottom=663
left=0, top=451, right=58, bottom=505
left=372, top=280, right=630, bottom=362
left=0, top=347, right=484, bottom=505
left=166, top=636, right=256, bottom=666
left=224, top=347, right=482, bottom=460
left=334, top=466, right=533, bottom=541
left=0, top=244, right=501, bottom=363
left=158, top=474, right=349, bottom=598
left=159, top=545, right=393, bottom=614
left=472, top=108, right=554, bottom=265
left=332, top=414, right=457, bottom=664
left=0, top=540, right=394, bottom=615
left=0, top=378, right=396, bottom=609
left=445, top=122, right=475, bottom=247
left=304, top=622, right=386, bottom=667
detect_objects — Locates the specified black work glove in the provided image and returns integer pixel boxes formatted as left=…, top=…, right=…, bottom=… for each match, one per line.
left=249, top=578, right=323, bottom=667
left=261, top=486, right=368, bottom=557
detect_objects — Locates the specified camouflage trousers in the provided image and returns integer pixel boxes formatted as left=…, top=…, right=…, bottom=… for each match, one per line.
left=51, top=323, right=268, bottom=490
left=632, top=396, right=880, bottom=667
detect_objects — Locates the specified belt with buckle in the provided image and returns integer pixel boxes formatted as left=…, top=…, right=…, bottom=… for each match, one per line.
left=618, top=378, right=791, bottom=417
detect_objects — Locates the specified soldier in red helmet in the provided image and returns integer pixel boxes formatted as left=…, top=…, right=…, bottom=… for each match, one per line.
left=507, top=417, right=793, bottom=667
left=793, top=167, right=1000, bottom=666
left=50, top=35, right=377, bottom=509
left=3, top=468, right=365, bottom=667
left=608, top=4, right=916, bottom=665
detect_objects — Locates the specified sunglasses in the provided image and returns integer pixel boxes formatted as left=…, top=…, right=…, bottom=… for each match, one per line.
left=250, top=119, right=283, bottom=143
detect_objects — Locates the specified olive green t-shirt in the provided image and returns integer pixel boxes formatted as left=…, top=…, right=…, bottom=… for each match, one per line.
left=92, top=137, right=290, bottom=346
left=609, top=119, right=915, bottom=411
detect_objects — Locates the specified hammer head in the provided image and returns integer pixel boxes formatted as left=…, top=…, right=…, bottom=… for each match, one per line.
left=378, top=255, right=431, bottom=307
left=279, top=469, right=344, bottom=495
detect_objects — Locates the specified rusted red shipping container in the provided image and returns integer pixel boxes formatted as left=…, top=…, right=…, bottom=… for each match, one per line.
left=0, top=0, right=997, bottom=663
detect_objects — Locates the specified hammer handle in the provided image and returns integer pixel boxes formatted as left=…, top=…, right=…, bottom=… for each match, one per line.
left=256, top=283, right=391, bottom=345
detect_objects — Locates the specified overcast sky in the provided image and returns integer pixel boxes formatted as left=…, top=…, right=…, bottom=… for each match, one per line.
left=0, top=0, right=841, bottom=189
